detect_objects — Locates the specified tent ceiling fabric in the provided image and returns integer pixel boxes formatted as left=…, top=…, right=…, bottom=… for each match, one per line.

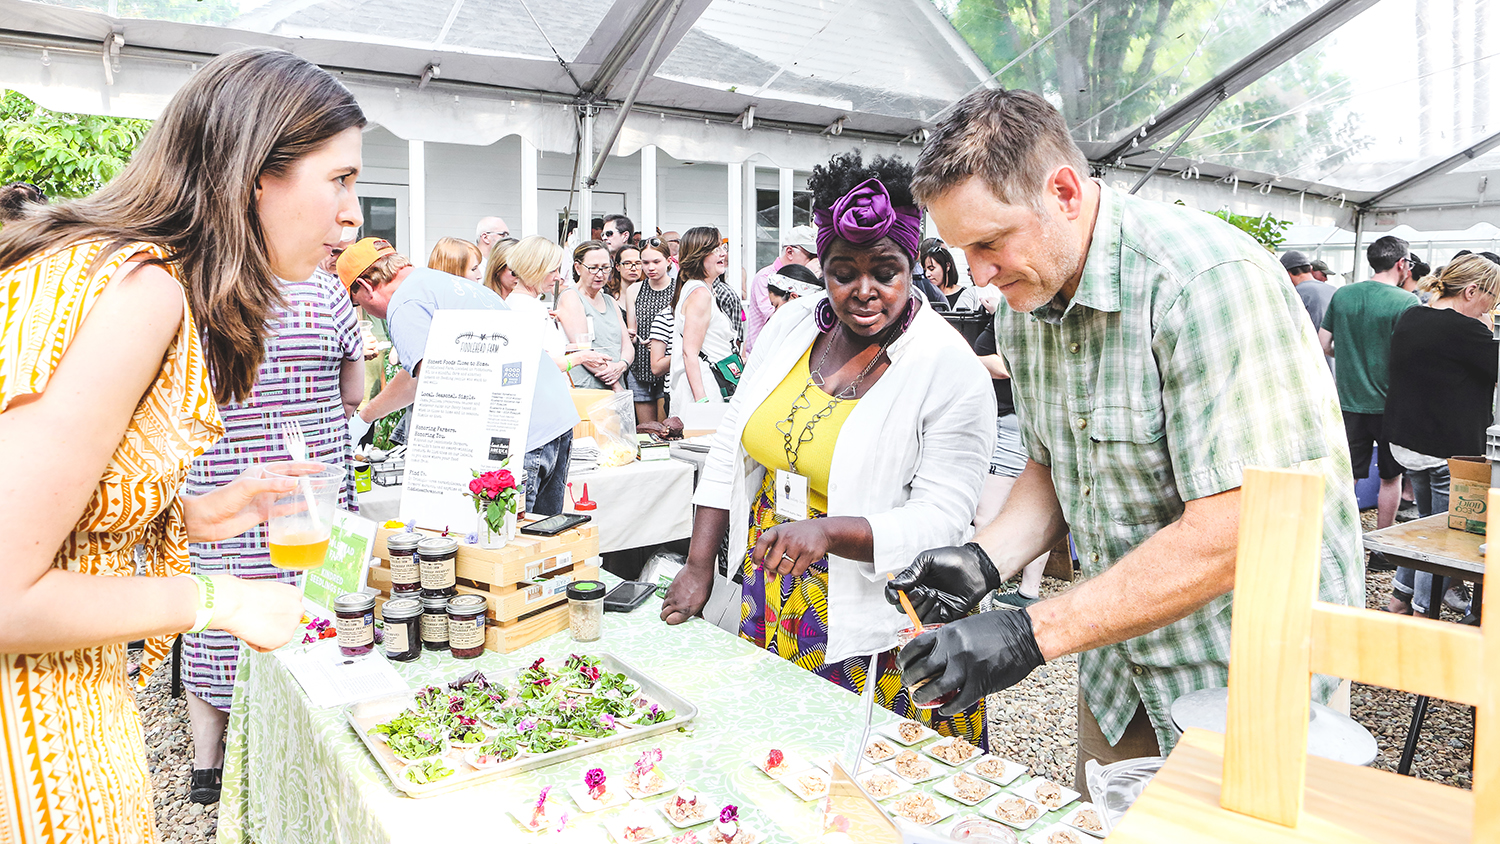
left=2, top=0, right=1499, bottom=225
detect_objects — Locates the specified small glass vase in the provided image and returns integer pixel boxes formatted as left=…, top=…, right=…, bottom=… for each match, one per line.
left=476, top=509, right=515, bottom=550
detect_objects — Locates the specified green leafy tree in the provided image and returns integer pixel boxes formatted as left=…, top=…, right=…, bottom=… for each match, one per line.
left=0, top=90, right=151, bottom=199
left=942, top=0, right=1368, bottom=178
left=32, top=0, right=238, bottom=25
left=1210, top=209, right=1291, bottom=252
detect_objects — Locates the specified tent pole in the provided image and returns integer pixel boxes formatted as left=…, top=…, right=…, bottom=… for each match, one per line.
left=587, top=0, right=685, bottom=187
left=1351, top=209, right=1364, bottom=281
left=1129, top=90, right=1226, bottom=195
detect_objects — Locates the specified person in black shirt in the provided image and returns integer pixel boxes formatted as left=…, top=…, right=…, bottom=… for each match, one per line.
left=1385, top=253, right=1500, bottom=614
left=973, top=318, right=1050, bottom=608
left=922, top=238, right=963, bottom=308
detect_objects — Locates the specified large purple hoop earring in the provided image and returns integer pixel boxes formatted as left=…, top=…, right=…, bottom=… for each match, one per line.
left=814, top=298, right=837, bottom=333
left=901, top=294, right=921, bottom=331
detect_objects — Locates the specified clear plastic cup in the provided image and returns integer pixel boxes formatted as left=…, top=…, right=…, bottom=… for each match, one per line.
left=264, top=462, right=342, bottom=573
left=896, top=624, right=957, bottom=710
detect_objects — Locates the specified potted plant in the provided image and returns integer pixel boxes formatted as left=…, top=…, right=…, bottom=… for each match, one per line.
left=466, top=463, right=522, bottom=549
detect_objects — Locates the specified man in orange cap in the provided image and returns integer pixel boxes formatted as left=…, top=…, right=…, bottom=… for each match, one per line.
left=339, top=237, right=580, bottom=514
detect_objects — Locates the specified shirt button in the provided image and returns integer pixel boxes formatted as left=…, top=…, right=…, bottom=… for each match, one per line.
left=1082, top=486, right=1092, bottom=497
left=1090, top=552, right=1100, bottom=563
left=1132, top=665, right=1144, bottom=676
left=1075, top=418, right=1088, bottom=430
left=1068, top=342, right=1080, bottom=354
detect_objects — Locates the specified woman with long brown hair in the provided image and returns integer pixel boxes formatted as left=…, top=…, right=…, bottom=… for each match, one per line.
left=623, top=237, right=675, bottom=422
left=668, top=226, right=738, bottom=408
left=0, top=48, right=363, bottom=842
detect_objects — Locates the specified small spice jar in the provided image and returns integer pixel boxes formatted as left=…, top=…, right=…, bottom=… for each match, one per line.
left=333, top=592, right=376, bottom=658
left=446, top=594, right=488, bottom=659
left=386, top=532, right=422, bottom=596
left=417, top=536, right=458, bottom=599
left=420, top=594, right=451, bottom=651
left=381, top=597, right=422, bottom=662
left=567, top=580, right=605, bottom=643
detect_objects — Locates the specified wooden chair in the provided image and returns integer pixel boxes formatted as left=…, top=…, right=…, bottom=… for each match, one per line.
left=1109, top=467, right=1496, bottom=843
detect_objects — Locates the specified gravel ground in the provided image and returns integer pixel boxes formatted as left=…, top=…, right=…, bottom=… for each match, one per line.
left=135, top=506, right=1473, bottom=839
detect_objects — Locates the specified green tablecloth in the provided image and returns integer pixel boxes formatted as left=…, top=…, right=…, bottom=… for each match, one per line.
left=217, top=591, right=1080, bottom=843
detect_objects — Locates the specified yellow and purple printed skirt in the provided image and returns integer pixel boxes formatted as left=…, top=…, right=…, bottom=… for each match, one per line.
left=738, top=473, right=988, bottom=747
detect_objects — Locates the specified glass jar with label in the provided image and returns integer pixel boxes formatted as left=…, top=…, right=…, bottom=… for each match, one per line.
left=446, top=594, right=488, bottom=659
left=420, top=594, right=451, bottom=651
left=417, top=536, right=458, bottom=599
left=333, top=592, right=376, bottom=658
left=567, top=580, right=605, bottom=643
left=381, top=597, right=422, bottom=662
left=386, top=532, right=422, bottom=596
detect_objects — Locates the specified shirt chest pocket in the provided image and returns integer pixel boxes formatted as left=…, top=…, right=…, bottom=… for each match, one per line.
left=1087, top=404, right=1182, bottom=527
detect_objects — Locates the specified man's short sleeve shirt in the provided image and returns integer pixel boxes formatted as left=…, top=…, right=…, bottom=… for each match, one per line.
left=1319, top=281, right=1419, bottom=414
left=995, top=185, right=1363, bottom=752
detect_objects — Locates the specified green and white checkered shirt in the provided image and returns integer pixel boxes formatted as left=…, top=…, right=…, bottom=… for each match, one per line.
left=997, top=185, right=1364, bottom=753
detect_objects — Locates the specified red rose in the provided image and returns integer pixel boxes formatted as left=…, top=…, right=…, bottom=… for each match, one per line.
left=495, top=470, right=516, bottom=491
left=469, top=478, right=484, bottom=495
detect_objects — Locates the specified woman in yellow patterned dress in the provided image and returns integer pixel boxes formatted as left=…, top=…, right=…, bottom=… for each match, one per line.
left=0, top=49, right=366, bottom=843
left=660, top=153, right=996, bottom=744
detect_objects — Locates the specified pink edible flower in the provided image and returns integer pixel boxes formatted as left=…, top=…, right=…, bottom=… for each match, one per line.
left=598, top=714, right=616, bottom=729
left=634, top=748, right=663, bottom=777
left=584, top=767, right=606, bottom=798
left=719, top=805, right=739, bottom=825
left=531, top=785, right=552, bottom=827
left=456, top=714, right=475, bottom=727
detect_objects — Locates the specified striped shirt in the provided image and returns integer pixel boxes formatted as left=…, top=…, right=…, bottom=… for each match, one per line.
left=997, top=184, right=1363, bottom=752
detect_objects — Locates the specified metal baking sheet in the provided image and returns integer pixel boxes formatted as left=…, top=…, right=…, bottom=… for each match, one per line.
left=345, top=652, right=697, bottom=798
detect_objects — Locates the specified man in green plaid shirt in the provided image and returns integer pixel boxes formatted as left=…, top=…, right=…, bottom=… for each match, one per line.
left=887, top=89, right=1362, bottom=788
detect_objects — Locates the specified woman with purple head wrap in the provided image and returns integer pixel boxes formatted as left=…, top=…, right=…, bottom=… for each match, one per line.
left=660, top=152, right=995, bottom=747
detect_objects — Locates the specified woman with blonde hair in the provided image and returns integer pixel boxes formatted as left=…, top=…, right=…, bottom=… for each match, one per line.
left=1385, top=253, right=1500, bottom=614
left=504, top=235, right=609, bottom=375
left=427, top=236, right=482, bottom=281
left=481, top=237, right=520, bottom=298
left=0, top=47, right=360, bottom=841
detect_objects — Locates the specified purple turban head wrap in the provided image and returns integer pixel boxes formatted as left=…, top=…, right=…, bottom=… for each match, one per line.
left=812, top=177, right=923, bottom=262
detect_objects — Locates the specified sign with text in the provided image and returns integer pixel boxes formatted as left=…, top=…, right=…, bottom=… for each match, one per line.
left=303, top=509, right=378, bottom=618
left=399, top=310, right=537, bottom=532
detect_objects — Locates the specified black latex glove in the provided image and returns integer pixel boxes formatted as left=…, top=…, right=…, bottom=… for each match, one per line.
left=884, top=543, right=1001, bottom=625
left=896, top=609, right=1045, bottom=717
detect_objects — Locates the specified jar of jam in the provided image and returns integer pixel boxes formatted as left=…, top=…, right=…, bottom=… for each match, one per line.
left=386, top=531, right=422, bottom=596
left=333, top=592, right=376, bottom=658
left=417, top=536, right=458, bottom=599
left=381, top=597, right=422, bottom=662
left=446, top=594, right=488, bottom=659
left=567, top=580, right=605, bottom=643
left=420, top=594, right=451, bottom=651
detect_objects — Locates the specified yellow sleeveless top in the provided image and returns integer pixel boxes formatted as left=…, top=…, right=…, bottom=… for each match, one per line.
left=742, top=345, right=858, bottom=513
left=0, top=239, right=222, bottom=844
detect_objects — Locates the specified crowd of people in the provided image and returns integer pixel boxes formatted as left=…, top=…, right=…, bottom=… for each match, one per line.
left=4, top=45, right=1499, bottom=844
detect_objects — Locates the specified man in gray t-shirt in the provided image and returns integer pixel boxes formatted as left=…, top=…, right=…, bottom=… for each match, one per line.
left=1281, top=250, right=1335, bottom=369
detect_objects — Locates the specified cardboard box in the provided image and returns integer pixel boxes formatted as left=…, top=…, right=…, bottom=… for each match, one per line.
left=1447, top=456, right=1489, bottom=535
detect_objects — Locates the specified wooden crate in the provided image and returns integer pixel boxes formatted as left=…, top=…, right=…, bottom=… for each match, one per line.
left=369, top=558, right=600, bottom=622
left=373, top=523, right=599, bottom=590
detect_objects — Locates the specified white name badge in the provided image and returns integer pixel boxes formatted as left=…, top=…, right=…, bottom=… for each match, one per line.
left=775, top=469, right=810, bottom=522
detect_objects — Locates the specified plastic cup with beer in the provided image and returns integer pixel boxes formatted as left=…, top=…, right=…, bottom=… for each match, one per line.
left=264, top=462, right=342, bottom=577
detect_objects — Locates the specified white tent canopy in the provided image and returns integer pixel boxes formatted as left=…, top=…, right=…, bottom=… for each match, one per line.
left=3, top=0, right=1498, bottom=243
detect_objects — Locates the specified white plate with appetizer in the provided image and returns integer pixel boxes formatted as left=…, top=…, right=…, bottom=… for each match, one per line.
left=862, top=737, right=900, bottom=764
left=886, top=791, right=955, bottom=827
left=854, top=768, right=912, bottom=801
left=1032, top=822, right=1091, bottom=844
left=606, top=811, right=670, bottom=843
left=749, top=748, right=800, bottom=779
left=932, top=772, right=999, bottom=806
left=883, top=750, right=945, bottom=784
left=878, top=719, right=938, bottom=747
left=920, top=736, right=983, bottom=767
left=964, top=755, right=1027, bottom=787
left=984, top=793, right=1045, bottom=831
left=567, top=781, right=632, bottom=812
left=775, top=767, right=830, bottom=801
left=1012, top=777, right=1080, bottom=811
left=625, top=766, right=677, bottom=800
left=659, top=788, right=714, bottom=828
left=1060, top=803, right=1107, bottom=838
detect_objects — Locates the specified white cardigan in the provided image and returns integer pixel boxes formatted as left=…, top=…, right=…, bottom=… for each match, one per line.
left=693, top=295, right=996, bottom=662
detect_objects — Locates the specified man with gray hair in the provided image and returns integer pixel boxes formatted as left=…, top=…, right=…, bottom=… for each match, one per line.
left=885, top=88, right=1361, bottom=786
left=474, top=216, right=511, bottom=260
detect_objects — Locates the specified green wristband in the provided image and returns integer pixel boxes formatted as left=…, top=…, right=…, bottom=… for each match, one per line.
left=182, top=574, right=216, bottom=634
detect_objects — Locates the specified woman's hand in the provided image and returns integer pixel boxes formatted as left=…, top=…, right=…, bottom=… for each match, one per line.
left=181, top=467, right=295, bottom=543
left=209, top=575, right=305, bottom=652
left=752, top=520, right=833, bottom=577
left=600, top=360, right=628, bottom=385
left=660, top=561, right=714, bottom=625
